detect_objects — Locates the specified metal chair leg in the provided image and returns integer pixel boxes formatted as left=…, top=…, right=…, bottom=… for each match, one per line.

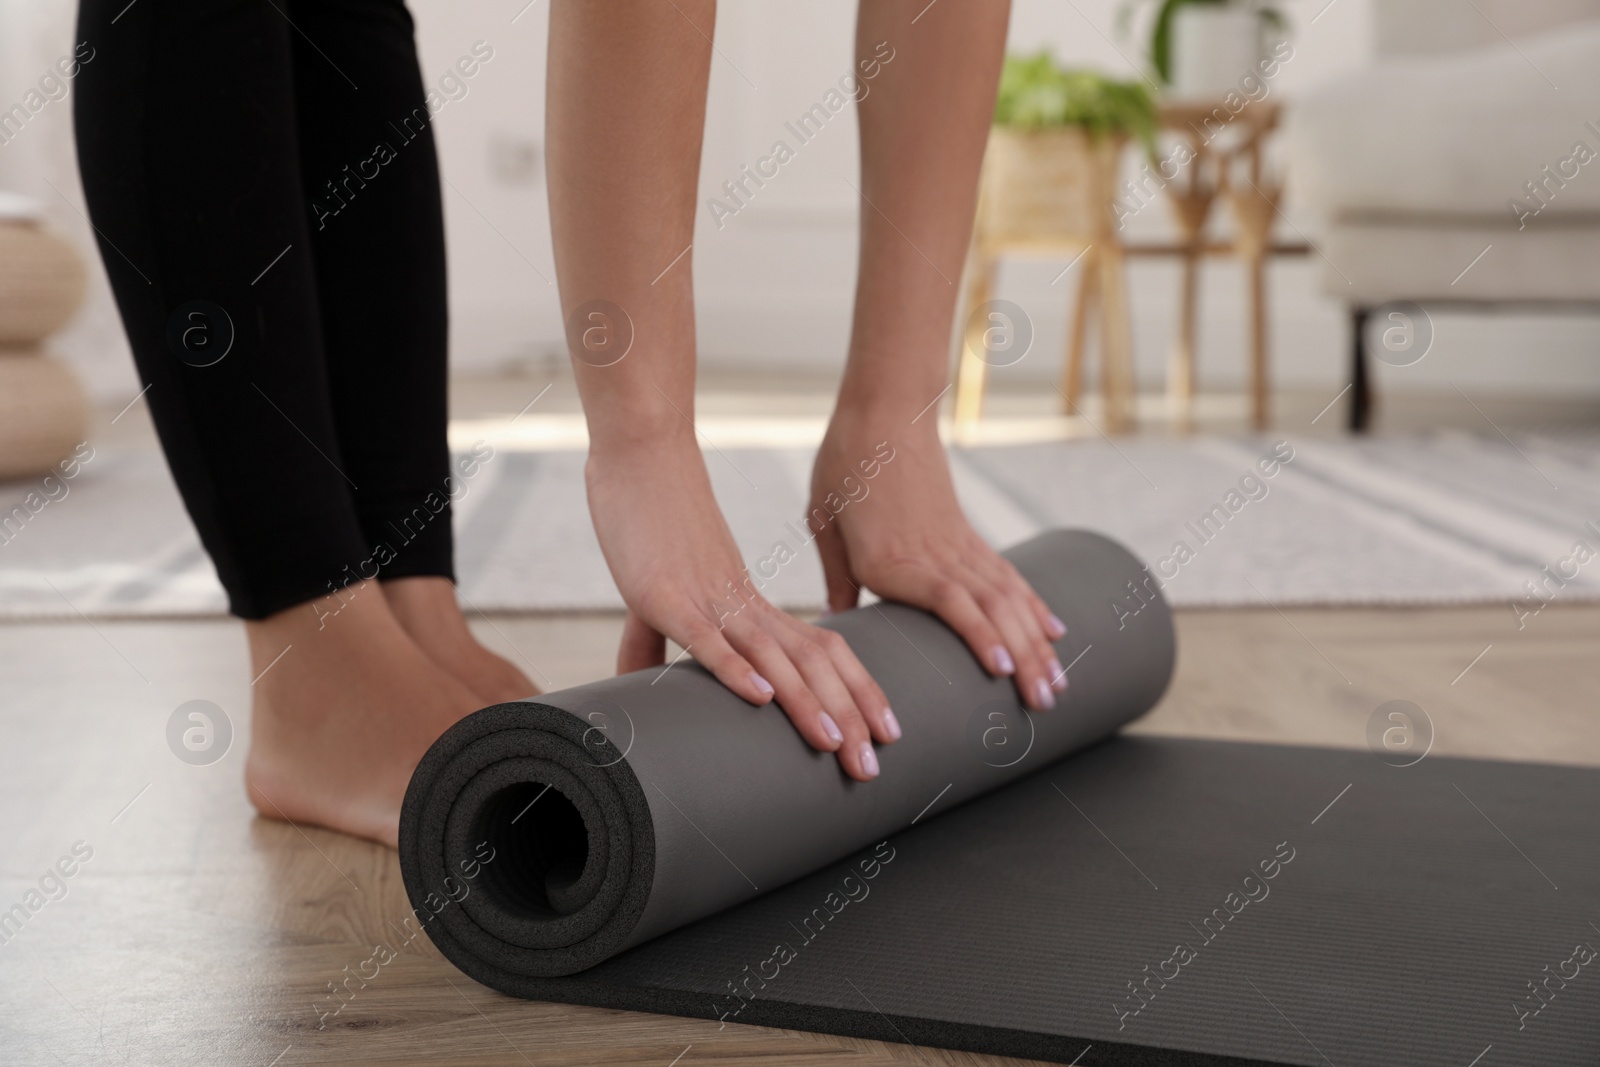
left=1349, top=306, right=1371, bottom=433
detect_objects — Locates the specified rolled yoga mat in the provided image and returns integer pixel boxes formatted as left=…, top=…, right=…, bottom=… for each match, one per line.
left=399, top=528, right=1174, bottom=978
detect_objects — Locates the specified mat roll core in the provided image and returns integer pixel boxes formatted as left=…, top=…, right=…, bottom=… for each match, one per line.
left=399, top=529, right=1174, bottom=991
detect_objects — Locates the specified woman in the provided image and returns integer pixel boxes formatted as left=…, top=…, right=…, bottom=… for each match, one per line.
left=74, top=0, right=1064, bottom=848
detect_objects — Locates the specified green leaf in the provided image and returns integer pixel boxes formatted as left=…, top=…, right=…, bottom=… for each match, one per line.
left=993, top=51, right=1158, bottom=149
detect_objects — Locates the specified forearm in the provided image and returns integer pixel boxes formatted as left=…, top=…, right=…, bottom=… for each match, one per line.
left=837, top=0, right=1011, bottom=425
left=545, top=0, right=714, bottom=455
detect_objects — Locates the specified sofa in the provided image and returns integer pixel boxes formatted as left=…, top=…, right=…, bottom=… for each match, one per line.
left=1288, top=0, right=1600, bottom=428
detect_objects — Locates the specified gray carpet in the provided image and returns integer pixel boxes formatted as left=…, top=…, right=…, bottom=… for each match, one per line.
left=2, top=430, right=1595, bottom=617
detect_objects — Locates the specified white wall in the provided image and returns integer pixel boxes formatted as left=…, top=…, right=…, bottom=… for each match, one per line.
left=4, top=0, right=1599, bottom=403
left=385, top=0, right=1387, bottom=393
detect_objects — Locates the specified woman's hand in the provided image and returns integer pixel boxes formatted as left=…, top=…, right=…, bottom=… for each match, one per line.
left=808, top=416, right=1067, bottom=711
left=586, top=431, right=899, bottom=780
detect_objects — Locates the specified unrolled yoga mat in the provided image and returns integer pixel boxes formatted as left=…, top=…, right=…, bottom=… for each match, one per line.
left=444, top=739, right=1600, bottom=1066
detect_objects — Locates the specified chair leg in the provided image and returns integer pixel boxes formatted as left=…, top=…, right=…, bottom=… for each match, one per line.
left=1098, top=243, right=1136, bottom=434
left=953, top=256, right=995, bottom=431
left=1248, top=251, right=1269, bottom=430
left=1349, top=306, right=1371, bottom=433
left=1061, top=248, right=1097, bottom=413
left=1167, top=244, right=1200, bottom=431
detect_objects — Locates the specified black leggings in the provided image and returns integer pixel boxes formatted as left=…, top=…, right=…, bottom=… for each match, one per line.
left=74, top=0, right=455, bottom=619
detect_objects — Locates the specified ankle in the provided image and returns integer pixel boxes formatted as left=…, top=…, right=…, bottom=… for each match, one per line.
left=382, top=576, right=475, bottom=649
left=244, top=579, right=396, bottom=667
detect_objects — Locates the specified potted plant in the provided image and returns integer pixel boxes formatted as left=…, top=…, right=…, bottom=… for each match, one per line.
left=956, top=55, right=1154, bottom=436
left=1120, top=0, right=1286, bottom=98
left=978, top=53, right=1156, bottom=243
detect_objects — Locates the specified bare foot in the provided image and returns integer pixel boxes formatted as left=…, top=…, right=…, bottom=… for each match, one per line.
left=382, top=576, right=540, bottom=704
left=243, top=581, right=485, bottom=847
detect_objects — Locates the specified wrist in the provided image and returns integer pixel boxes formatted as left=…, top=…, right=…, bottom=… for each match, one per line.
left=826, top=394, right=944, bottom=452
left=833, top=365, right=949, bottom=427
left=584, top=409, right=697, bottom=459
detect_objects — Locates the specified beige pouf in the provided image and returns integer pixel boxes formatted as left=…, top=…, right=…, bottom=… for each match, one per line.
left=0, top=196, right=94, bottom=481
left=0, top=213, right=87, bottom=347
left=0, top=349, right=89, bottom=481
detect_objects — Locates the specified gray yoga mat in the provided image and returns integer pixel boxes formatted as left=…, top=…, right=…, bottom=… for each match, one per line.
left=399, top=529, right=1172, bottom=973
left=401, top=529, right=1600, bottom=1064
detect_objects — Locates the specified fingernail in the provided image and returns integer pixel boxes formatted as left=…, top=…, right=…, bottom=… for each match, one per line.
left=819, top=711, right=844, bottom=745
left=1047, top=657, right=1066, bottom=690
left=859, top=742, right=880, bottom=778
left=1047, top=614, right=1067, bottom=638
left=993, top=646, right=1015, bottom=674
left=1034, top=679, right=1056, bottom=710
left=751, top=672, right=775, bottom=697
left=882, top=707, right=902, bottom=741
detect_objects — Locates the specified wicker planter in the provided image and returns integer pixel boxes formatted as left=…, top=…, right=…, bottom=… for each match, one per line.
left=975, top=126, right=1126, bottom=246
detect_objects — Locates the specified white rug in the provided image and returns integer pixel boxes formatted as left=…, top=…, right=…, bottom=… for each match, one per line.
left=2, top=430, right=1595, bottom=618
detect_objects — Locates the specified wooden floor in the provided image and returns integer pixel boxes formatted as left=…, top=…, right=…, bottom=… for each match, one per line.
left=3, top=602, right=1597, bottom=1066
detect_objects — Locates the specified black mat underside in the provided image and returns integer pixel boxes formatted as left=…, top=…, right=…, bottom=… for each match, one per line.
left=512, top=737, right=1600, bottom=1066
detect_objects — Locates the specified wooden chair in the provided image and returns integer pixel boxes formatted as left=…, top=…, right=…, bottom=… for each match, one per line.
left=955, top=107, right=1299, bottom=436
left=953, top=127, right=1136, bottom=434
left=1158, top=100, right=1285, bottom=431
